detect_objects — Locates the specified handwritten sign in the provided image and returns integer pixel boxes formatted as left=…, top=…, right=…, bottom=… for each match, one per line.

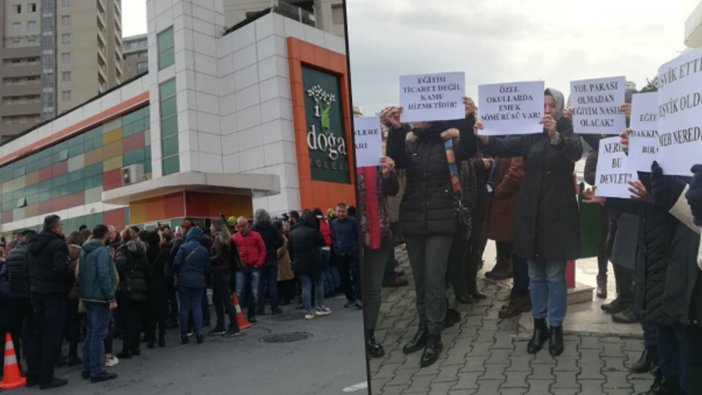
left=570, top=76, right=626, bottom=135
left=656, top=46, right=702, bottom=176
left=628, top=92, right=659, bottom=173
left=399, top=72, right=465, bottom=123
left=353, top=116, right=383, bottom=168
left=595, top=136, right=637, bottom=199
left=477, top=81, right=544, bottom=136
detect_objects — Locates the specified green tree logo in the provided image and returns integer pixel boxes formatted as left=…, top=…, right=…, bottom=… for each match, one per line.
left=307, top=85, right=336, bottom=131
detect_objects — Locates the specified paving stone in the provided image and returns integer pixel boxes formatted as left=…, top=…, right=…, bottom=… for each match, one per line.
left=459, top=356, right=489, bottom=373
left=499, top=389, right=528, bottom=395
left=578, top=379, right=604, bottom=394
left=385, top=368, right=419, bottom=387
left=404, top=374, right=433, bottom=394
left=475, top=379, right=503, bottom=393
left=480, top=363, right=508, bottom=381
left=525, top=379, right=553, bottom=395
left=553, top=357, right=579, bottom=373
left=602, top=357, right=627, bottom=372
left=532, top=349, right=558, bottom=365
left=468, top=342, right=492, bottom=357
left=551, top=371, right=580, bottom=389
left=529, top=363, right=555, bottom=381
left=602, top=371, right=634, bottom=389
left=380, top=384, right=411, bottom=395
left=453, top=372, right=481, bottom=390
left=551, top=389, right=579, bottom=395
left=485, top=349, right=512, bottom=365
left=427, top=381, right=456, bottom=395
left=369, top=377, right=390, bottom=394
left=492, top=334, right=515, bottom=349
left=500, top=372, right=530, bottom=388
left=373, top=362, right=403, bottom=379
left=578, top=362, right=604, bottom=380
left=602, top=341, right=625, bottom=358
left=507, top=356, right=535, bottom=373
left=580, top=336, right=604, bottom=350
left=432, top=364, right=461, bottom=383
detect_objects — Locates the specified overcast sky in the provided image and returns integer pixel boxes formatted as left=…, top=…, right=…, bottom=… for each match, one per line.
left=346, top=0, right=699, bottom=115
left=122, top=0, right=147, bottom=37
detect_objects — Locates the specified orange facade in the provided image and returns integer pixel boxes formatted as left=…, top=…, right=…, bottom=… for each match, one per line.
left=129, top=191, right=253, bottom=225
left=287, top=37, right=356, bottom=211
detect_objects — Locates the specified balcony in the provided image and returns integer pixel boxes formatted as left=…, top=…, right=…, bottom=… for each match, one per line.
left=0, top=102, right=42, bottom=117
left=0, top=64, right=42, bottom=78
left=0, top=84, right=42, bottom=97
left=273, top=1, right=316, bottom=28
left=0, top=46, right=42, bottom=60
left=686, top=2, right=702, bottom=47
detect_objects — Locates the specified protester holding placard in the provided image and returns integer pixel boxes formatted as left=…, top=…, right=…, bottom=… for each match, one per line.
left=357, top=148, right=399, bottom=359
left=685, top=164, right=702, bottom=394
left=383, top=100, right=477, bottom=368
left=474, top=88, right=582, bottom=357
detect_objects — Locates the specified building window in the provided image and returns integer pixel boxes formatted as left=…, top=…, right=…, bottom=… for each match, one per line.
left=12, top=4, right=21, bottom=14
left=137, top=61, right=148, bottom=73
left=159, top=78, right=179, bottom=175
left=30, top=3, right=37, bottom=12
left=11, top=22, right=21, bottom=33
left=62, top=91, right=71, bottom=101
left=61, top=71, right=71, bottom=81
left=27, top=21, right=37, bottom=32
left=61, top=15, right=70, bottom=26
left=61, top=34, right=70, bottom=44
left=61, top=0, right=70, bottom=6
left=157, top=26, right=174, bottom=70
left=331, top=4, right=344, bottom=25
left=28, top=38, right=37, bottom=46
left=11, top=40, right=21, bottom=47
left=61, top=52, right=70, bottom=63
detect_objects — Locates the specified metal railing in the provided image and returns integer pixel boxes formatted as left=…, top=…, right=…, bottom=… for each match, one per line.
left=273, top=0, right=316, bottom=28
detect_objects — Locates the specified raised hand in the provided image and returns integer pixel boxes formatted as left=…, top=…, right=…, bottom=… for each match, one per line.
left=380, top=106, right=403, bottom=129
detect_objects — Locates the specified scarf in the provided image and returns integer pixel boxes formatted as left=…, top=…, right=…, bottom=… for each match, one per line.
left=357, top=167, right=390, bottom=250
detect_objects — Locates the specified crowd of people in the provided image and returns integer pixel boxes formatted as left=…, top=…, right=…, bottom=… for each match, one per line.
left=362, top=88, right=702, bottom=395
left=0, top=202, right=402, bottom=390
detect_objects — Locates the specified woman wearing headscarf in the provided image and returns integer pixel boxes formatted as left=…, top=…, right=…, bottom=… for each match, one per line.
left=383, top=100, right=477, bottom=367
left=474, top=88, right=582, bottom=356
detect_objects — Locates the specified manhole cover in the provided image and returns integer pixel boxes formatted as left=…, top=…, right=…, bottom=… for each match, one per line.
left=259, top=331, right=312, bottom=343
left=268, top=313, right=304, bottom=322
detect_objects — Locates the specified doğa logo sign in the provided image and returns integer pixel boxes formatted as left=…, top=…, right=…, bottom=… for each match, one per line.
left=303, top=66, right=350, bottom=184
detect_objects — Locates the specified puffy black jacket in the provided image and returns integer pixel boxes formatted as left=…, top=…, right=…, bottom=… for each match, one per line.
left=5, top=240, right=31, bottom=299
left=252, top=222, right=283, bottom=265
left=115, top=240, right=149, bottom=301
left=27, top=229, right=72, bottom=298
left=387, top=117, right=477, bottom=236
left=662, top=222, right=702, bottom=326
left=483, top=117, right=582, bottom=261
left=289, top=213, right=326, bottom=274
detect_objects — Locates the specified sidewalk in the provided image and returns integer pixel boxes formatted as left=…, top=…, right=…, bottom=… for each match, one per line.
left=368, top=243, right=654, bottom=395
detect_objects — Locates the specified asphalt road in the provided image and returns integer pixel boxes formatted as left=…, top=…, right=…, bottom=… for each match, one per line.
left=12, top=295, right=368, bottom=395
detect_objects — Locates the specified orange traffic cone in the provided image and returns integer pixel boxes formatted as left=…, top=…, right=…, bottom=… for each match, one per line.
left=0, top=333, right=26, bottom=390
left=231, top=293, right=252, bottom=330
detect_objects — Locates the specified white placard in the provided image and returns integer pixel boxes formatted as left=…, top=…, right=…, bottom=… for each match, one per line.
left=594, top=136, right=637, bottom=199
left=353, top=116, right=383, bottom=168
left=570, top=76, right=627, bottom=135
left=477, top=81, right=544, bottom=136
left=399, top=72, right=465, bottom=123
left=656, top=47, right=702, bottom=176
left=628, top=92, right=659, bottom=173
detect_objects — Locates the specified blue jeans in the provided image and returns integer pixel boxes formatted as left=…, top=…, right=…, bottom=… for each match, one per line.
left=82, top=302, right=110, bottom=377
left=236, top=267, right=260, bottom=318
left=178, top=287, right=204, bottom=335
left=300, top=272, right=325, bottom=313
left=527, top=259, right=567, bottom=327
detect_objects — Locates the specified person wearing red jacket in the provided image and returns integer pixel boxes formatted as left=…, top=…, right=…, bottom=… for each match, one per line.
left=232, top=216, right=266, bottom=323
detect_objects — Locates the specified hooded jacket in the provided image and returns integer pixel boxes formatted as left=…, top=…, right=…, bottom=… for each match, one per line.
left=174, top=227, right=210, bottom=288
left=79, top=239, right=117, bottom=303
left=115, top=239, right=149, bottom=301
left=289, top=212, right=326, bottom=274
left=482, top=88, right=583, bottom=260
left=252, top=221, right=284, bottom=265
left=27, top=229, right=72, bottom=297
left=5, top=239, right=31, bottom=299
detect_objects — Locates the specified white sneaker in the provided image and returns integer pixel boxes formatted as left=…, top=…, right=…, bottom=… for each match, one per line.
left=304, top=312, right=315, bottom=320
left=315, top=306, right=331, bottom=317
left=105, top=356, right=119, bottom=367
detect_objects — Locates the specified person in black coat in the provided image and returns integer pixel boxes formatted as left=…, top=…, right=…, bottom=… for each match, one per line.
left=144, top=230, right=169, bottom=348
left=289, top=210, right=329, bottom=319
left=26, top=215, right=72, bottom=389
left=383, top=100, right=477, bottom=368
left=476, top=88, right=582, bottom=357
left=252, top=209, right=284, bottom=315
left=4, top=230, right=35, bottom=372
left=114, top=228, right=149, bottom=358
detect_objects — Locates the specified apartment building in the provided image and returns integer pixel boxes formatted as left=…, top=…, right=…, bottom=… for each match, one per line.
left=123, top=33, right=147, bottom=80
left=0, top=0, right=124, bottom=143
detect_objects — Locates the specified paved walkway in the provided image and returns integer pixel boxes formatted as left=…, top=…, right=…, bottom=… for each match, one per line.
left=369, top=245, right=654, bottom=395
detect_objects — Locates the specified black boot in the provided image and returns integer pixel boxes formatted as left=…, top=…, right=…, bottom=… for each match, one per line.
left=366, top=329, right=385, bottom=358
left=180, top=333, right=189, bottom=344
left=402, top=326, right=428, bottom=354
left=527, top=318, right=549, bottom=354
left=630, top=347, right=656, bottom=374
left=419, top=335, right=443, bottom=367
left=548, top=325, right=564, bottom=356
